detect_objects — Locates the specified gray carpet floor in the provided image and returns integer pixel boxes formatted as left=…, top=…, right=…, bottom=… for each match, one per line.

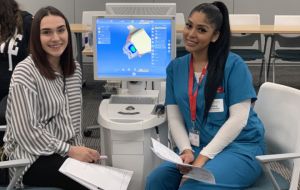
left=81, top=63, right=104, bottom=152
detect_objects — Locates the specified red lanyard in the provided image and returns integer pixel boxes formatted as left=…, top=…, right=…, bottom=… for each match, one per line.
left=188, top=57, right=207, bottom=124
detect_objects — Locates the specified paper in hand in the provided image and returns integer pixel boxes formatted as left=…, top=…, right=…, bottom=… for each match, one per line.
left=59, top=158, right=133, bottom=190
left=150, top=138, right=215, bottom=184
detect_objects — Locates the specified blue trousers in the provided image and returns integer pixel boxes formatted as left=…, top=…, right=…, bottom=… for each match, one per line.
left=145, top=149, right=262, bottom=190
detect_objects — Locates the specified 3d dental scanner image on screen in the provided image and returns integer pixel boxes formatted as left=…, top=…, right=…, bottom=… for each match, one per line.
left=123, top=25, right=152, bottom=59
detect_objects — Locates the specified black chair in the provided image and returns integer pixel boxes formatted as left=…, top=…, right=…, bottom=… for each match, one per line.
left=268, top=35, right=300, bottom=82
left=0, top=95, right=7, bottom=126
left=0, top=97, right=64, bottom=190
left=176, top=46, right=189, bottom=58
left=229, top=14, right=266, bottom=86
left=267, top=15, right=300, bottom=82
left=0, top=95, right=7, bottom=147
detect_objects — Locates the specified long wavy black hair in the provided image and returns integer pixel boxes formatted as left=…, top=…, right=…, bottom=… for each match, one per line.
left=0, top=0, right=23, bottom=43
left=189, top=1, right=231, bottom=120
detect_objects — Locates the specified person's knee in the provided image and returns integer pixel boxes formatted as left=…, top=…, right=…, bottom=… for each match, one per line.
left=145, top=170, right=161, bottom=189
left=145, top=165, right=181, bottom=190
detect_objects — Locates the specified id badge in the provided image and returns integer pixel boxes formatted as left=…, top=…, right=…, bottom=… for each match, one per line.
left=209, top=99, right=224, bottom=112
left=189, top=129, right=200, bottom=147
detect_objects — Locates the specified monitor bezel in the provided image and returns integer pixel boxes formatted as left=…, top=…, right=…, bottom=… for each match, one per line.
left=92, top=14, right=176, bottom=81
left=105, top=3, right=176, bottom=16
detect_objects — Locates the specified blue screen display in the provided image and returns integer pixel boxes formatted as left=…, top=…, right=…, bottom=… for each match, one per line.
left=94, top=17, right=173, bottom=80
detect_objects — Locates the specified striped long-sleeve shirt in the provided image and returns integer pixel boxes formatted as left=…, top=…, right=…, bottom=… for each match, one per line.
left=3, top=56, right=83, bottom=182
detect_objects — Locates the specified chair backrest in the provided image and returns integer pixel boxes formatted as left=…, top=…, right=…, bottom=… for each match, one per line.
left=274, top=15, right=300, bottom=26
left=229, top=14, right=262, bottom=49
left=229, top=14, right=260, bottom=26
left=0, top=125, right=5, bottom=132
left=81, top=11, right=106, bottom=48
left=254, top=82, right=300, bottom=187
left=175, top=13, right=185, bottom=47
left=82, top=11, right=106, bottom=26
left=273, top=15, right=300, bottom=48
left=0, top=126, right=5, bottom=147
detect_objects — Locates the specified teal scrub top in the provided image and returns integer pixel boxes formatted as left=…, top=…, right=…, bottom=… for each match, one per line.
left=165, top=52, right=265, bottom=157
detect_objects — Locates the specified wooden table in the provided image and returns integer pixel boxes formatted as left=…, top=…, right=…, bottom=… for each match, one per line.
left=74, top=24, right=188, bottom=56
left=70, top=24, right=91, bottom=85
left=78, top=24, right=276, bottom=56
left=70, top=24, right=91, bottom=62
left=71, top=23, right=300, bottom=84
left=174, top=24, right=300, bottom=83
left=178, top=24, right=300, bottom=34
left=71, top=24, right=300, bottom=65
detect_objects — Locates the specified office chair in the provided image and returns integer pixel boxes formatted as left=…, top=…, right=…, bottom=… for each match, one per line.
left=175, top=13, right=189, bottom=58
left=267, top=15, right=300, bottom=82
left=0, top=159, right=63, bottom=190
left=0, top=97, right=64, bottom=190
left=0, top=96, right=7, bottom=125
left=175, top=13, right=185, bottom=47
left=229, top=14, right=266, bottom=86
left=246, top=82, right=300, bottom=190
left=81, top=11, right=106, bottom=51
left=0, top=96, right=7, bottom=148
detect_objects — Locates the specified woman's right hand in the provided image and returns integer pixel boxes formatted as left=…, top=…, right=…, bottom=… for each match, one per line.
left=67, top=146, right=100, bottom=163
left=177, top=149, right=194, bottom=174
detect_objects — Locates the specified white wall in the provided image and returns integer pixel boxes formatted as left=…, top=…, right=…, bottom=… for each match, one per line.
left=74, top=0, right=105, bottom=23
left=234, top=0, right=300, bottom=24
left=16, top=0, right=75, bottom=22
left=16, top=0, right=300, bottom=24
left=155, top=0, right=233, bottom=21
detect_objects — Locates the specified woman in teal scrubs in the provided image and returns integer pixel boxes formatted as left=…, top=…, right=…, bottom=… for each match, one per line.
left=145, top=1, right=265, bottom=190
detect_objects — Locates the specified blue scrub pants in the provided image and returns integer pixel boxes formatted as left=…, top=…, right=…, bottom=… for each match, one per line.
left=145, top=150, right=262, bottom=190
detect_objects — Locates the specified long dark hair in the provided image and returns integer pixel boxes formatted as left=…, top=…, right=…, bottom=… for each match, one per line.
left=189, top=1, right=231, bottom=119
left=30, top=6, right=75, bottom=80
left=0, top=0, right=23, bottom=42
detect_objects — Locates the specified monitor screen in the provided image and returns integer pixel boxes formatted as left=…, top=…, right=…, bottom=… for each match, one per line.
left=93, top=15, right=175, bottom=81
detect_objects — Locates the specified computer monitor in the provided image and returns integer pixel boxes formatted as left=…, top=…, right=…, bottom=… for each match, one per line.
left=92, top=15, right=176, bottom=89
left=105, top=3, right=176, bottom=16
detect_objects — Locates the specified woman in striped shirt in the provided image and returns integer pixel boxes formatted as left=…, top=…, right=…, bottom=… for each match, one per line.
left=4, top=6, right=100, bottom=189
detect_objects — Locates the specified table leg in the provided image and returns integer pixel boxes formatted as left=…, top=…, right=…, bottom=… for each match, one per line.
left=267, top=35, right=275, bottom=82
left=262, top=34, right=274, bottom=82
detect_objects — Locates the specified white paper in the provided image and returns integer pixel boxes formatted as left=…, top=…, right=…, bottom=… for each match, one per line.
left=59, top=158, right=133, bottom=190
left=151, top=138, right=216, bottom=184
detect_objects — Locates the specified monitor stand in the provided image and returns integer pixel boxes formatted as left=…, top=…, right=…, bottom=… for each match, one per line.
left=119, top=81, right=145, bottom=95
left=117, top=81, right=159, bottom=99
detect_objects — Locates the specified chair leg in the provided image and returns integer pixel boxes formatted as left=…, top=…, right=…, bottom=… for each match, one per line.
left=258, top=58, right=265, bottom=86
left=266, top=59, right=271, bottom=82
left=264, top=58, right=267, bottom=83
left=272, top=58, right=276, bottom=82
left=7, top=166, right=27, bottom=190
left=264, top=163, right=281, bottom=190
left=267, top=38, right=275, bottom=82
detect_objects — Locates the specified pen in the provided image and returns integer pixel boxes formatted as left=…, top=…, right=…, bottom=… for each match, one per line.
left=99, top=155, right=108, bottom=159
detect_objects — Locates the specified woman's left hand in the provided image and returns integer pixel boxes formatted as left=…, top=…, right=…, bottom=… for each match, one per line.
left=192, top=154, right=209, bottom=168
left=180, top=154, right=210, bottom=186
